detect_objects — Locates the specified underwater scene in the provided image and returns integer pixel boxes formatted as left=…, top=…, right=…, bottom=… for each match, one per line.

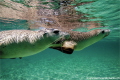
left=0, top=0, right=120, bottom=80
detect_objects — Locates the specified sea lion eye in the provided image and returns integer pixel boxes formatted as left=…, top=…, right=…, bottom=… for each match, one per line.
left=101, top=30, right=105, bottom=34
left=53, top=30, right=59, bottom=34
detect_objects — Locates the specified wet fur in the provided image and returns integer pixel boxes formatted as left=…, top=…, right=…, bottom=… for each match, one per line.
left=0, top=30, right=45, bottom=46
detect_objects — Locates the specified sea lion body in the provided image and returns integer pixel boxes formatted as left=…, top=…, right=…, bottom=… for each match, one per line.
left=50, top=29, right=110, bottom=54
left=0, top=29, right=69, bottom=59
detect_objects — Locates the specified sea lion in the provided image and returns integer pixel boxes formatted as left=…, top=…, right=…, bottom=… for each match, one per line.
left=50, top=29, right=110, bottom=54
left=0, top=28, right=69, bottom=59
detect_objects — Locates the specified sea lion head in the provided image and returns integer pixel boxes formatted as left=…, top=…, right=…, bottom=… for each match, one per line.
left=68, top=29, right=110, bottom=51
left=88, top=29, right=110, bottom=42
left=99, top=29, right=110, bottom=38
left=41, top=28, right=70, bottom=43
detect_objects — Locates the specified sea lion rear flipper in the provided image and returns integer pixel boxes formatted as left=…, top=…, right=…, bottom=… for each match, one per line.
left=50, top=47, right=74, bottom=54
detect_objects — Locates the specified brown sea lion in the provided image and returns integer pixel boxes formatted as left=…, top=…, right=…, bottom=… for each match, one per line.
left=0, top=28, right=69, bottom=59
left=50, top=29, right=110, bottom=54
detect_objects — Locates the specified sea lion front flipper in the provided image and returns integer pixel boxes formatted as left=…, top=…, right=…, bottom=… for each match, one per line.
left=50, top=41, right=76, bottom=54
left=50, top=47, right=74, bottom=54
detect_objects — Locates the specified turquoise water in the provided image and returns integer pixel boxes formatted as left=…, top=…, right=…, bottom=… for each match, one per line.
left=0, top=40, right=119, bottom=80
left=0, top=0, right=120, bottom=80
